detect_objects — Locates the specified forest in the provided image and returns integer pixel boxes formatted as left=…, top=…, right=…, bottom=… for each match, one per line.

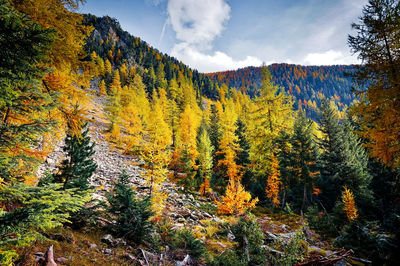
left=0, top=0, right=400, bottom=265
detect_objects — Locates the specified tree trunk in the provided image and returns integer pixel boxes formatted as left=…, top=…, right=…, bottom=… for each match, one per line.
left=44, top=245, right=57, bottom=266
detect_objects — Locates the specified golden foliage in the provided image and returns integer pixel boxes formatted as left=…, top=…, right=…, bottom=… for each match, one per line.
left=341, top=186, right=358, bottom=221
left=265, top=154, right=281, bottom=206
left=217, top=178, right=258, bottom=215
left=141, top=102, right=172, bottom=219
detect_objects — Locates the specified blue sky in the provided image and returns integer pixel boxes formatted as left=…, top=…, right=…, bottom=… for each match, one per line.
left=80, top=0, right=367, bottom=72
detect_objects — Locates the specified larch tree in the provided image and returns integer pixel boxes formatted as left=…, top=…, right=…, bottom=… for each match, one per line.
left=217, top=101, right=258, bottom=215
left=11, top=0, right=93, bottom=138
left=0, top=0, right=55, bottom=181
left=341, top=186, right=359, bottom=222
left=177, top=104, right=200, bottom=180
left=140, top=100, right=172, bottom=219
left=98, top=79, right=107, bottom=96
left=197, top=120, right=214, bottom=196
left=349, top=0, right=400, bottom=167
left=265, top=154, right=282, bottom=206
left=247, top=65, right=294, bottom=174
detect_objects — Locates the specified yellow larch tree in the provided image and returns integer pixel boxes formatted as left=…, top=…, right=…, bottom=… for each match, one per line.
left=98, top=80, right=107, bottom=96
left=218, top=179, right=258, bottom=215
left=120, top=102, right=143, bottom=154
left=8, top=0, right=94, bottom=179
left=197, top=123, right=214, bottom=196
left=217, top=100, right=241, bottom=182
left=177, top=105, right=200, bottom=172
left=341, top=186, right=358, bottom=221
left=247, top=65, right=294, bottom=174
left=109, top=70, right=122, bottom=93
left=141, top=101, right=172, bottom=219
left=217, top=100, right=258, bottom=215
left=265, top=154, right=282, bottom=206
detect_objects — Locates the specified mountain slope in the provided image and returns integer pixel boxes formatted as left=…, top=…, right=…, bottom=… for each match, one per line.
left=207, top=64, right=358, bottom=119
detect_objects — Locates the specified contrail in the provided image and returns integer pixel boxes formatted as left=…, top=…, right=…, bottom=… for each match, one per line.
left=158, top=19, right=168, bottom=47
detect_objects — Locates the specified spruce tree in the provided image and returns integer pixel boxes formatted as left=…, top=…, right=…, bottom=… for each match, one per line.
left=106, top=172, right=153, bottom=244
left=55, top=123, right=97, bottom=190
left=317, top=99, right=372, bottom=212
left=275, top=131, right=292, bottom=207
left=290, top=110, right=319, bottom=212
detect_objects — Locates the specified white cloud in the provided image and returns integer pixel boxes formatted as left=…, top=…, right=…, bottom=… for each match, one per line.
left=167, top=0, right=230, bottom=46
left=303, top=50, right=359, bottom=65
left=171, top=43, right=262, bottom=72
left=166, top=0, right=262, bottom=72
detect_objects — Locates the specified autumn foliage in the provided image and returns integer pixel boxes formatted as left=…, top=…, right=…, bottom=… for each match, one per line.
left=341, top=186, right=358, bottom=221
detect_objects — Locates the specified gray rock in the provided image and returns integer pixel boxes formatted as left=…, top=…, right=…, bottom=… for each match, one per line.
left=88, top=243, right=97, bottom=249
left=56, top=257, right=68, bottom=263
left=101, top=234, right=114, bottom=245
left=103, top=248, right=113, bottom=255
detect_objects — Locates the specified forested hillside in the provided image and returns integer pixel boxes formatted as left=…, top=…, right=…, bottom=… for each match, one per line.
left=83, top=14, right=220, bottom=99
left=1, top=0, right=400, bottom=265
left=207, top=64, right=357, bottom=119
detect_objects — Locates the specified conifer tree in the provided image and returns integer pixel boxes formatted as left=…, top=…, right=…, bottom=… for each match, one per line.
left=349, top=0, right=400, bottom=167
left=55, top=123, right=97, bottom=190
left=291, top=110, right=319, bottom=211
left=98, top=79, right=107, bottom=96
left=209, top=103, right=223, bottom=167
left=141, top=101, right=172, bottom=219
left=106, top=172, right=153, bottom=244
left=265, top=154, right=282, bottom=206
left=197, top=120, right=214, bottom=195
left=341, top=186, right=358, bottom=221
left=217, top=178, right=258, bottom=215
left=317, top=99, right=372, bottom=212
left=0, top=182, right=90, bottom=264
left=247, top=65, right=294, bottom=174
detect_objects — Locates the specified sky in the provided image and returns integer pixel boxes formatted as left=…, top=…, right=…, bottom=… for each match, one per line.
left=80, top=0, right=367, bottom=73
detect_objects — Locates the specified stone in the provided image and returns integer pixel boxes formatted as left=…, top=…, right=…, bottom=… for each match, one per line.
left=101, top=234, right=114, bottom=245
left=56, top=257, right=68, bottom=263
left=227, top=232, right=235, bottom=242
left=123, top=252, right=135, bottom=261
left=103, top=249, right=113, bottom=255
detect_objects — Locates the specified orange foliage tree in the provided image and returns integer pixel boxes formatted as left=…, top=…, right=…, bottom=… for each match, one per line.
left=265, top=154, right=282, bottom=206
left=341, top=186, right=358, bottom=221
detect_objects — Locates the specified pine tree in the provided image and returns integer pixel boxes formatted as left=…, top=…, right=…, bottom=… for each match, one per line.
left=55, top=123, right=97, bottom=190
left=209, top=103, right=223, bottom=170
left=0, top=182, right=90, bottom=264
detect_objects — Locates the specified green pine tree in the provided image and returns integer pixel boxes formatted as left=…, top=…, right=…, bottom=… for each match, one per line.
left=55, top=123, right=97, bottom=190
